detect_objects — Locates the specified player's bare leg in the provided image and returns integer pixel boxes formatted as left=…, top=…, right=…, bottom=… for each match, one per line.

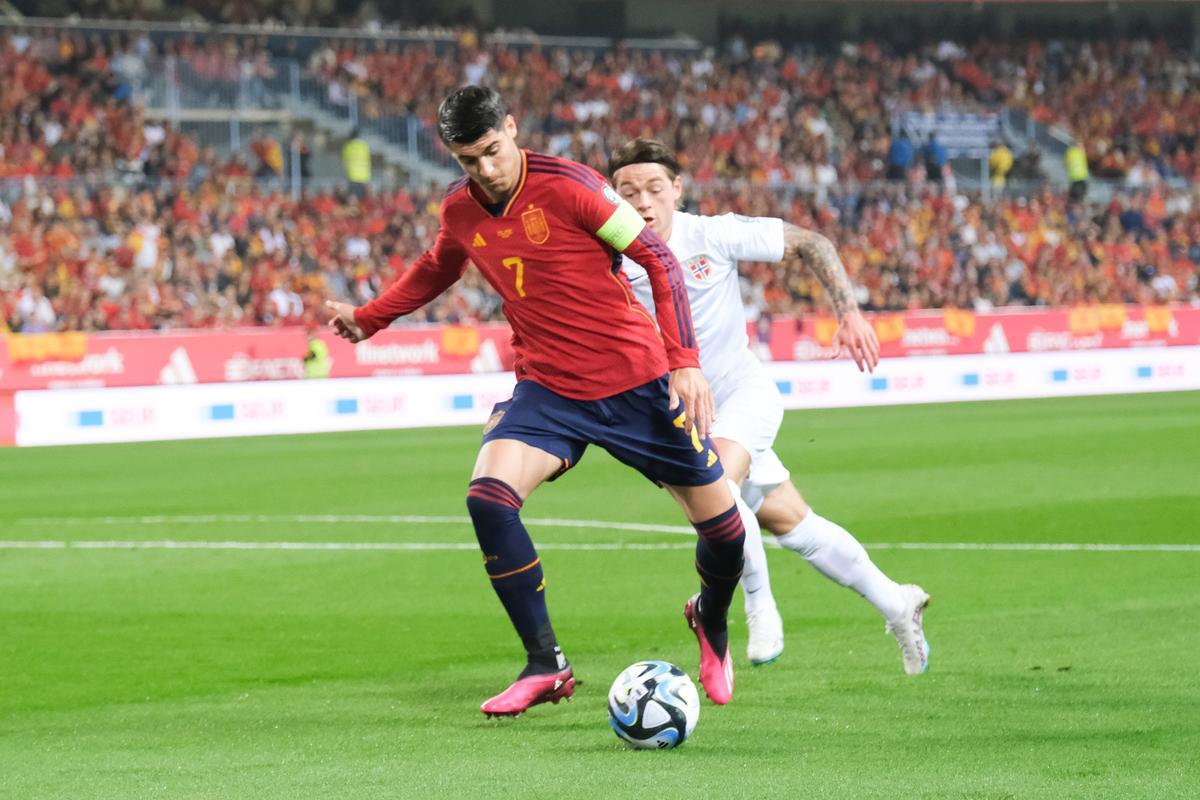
left=666, top=478, right=745, bottom=704
left=712, top=438, right=783, bottom=666
left=470, top=439, right=577, bottom=716
left=756, top=480, right=930, bottom=675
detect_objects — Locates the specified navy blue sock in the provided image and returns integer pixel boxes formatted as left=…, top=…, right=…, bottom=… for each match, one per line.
left=692, top=505, right=746, bottom=650
left=466, top=478, right=563, bottom=675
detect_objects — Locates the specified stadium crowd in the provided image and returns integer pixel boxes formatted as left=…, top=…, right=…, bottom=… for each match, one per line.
left=308, top=34, right=1200, bottom=187
left=3, top=175, right=1196, bottom=334
left=308, top=36, right=990, bottom=186
left=1, top=25, right=1199, bottom=334
left=0, top=30, right=207, bottom=181
left=949, top=38, right=1200, bottom=183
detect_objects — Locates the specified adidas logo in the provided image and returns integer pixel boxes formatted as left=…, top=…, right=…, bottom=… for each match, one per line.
left=159, top=347, right=197, bottom=385
left=983, top=323, right=1010, bottom=354
left=472, top=232, right=487, bottom=247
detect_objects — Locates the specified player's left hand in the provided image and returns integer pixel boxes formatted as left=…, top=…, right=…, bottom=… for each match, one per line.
left=669, top=367, right=715, bottom=440
left=833, top=310, right=880, bottom=373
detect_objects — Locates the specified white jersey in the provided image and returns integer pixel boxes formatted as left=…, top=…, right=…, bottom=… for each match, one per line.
left=622, top=210, right=785, bottom=384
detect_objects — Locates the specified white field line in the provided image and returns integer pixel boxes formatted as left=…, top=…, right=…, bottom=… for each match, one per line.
left=867, top=542, right=1200, bottom=552
left=3, top=513, right=1199, bottom=553
left=16, top=514, right=697, bottom=535
left=0, top=540, right=695, bottom=552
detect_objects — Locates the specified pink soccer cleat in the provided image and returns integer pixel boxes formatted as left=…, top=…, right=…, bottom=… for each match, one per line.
left=480, top=667, right=575, bottom=718
left=683, top=594, right=734, bottom=705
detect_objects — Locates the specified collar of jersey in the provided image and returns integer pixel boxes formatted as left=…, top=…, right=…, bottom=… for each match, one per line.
left=467, top=149, right=528, bottom=218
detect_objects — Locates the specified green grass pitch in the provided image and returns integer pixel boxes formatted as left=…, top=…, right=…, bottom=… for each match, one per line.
left=1, top=392, right=1198, bottom=799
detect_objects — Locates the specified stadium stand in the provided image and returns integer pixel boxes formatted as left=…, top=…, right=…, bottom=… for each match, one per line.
left=947, top=38, right=1200, bottom=183
left=0, top=22, right=1198, bottom=334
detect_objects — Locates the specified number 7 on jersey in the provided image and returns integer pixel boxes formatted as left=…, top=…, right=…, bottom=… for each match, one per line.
left=502, top=256, right=526, bottom=298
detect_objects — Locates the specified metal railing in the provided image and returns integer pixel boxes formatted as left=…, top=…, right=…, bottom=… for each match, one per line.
left=138, top=54, right=458, bottom=173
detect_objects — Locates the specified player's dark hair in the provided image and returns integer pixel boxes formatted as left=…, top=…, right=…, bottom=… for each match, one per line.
left=437, top=86, right=507, bottom=145
left=607, top=138, right=681, bottom=180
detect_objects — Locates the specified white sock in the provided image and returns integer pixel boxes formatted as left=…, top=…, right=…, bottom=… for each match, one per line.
left=775, top=509, right=906, bottom=621
left=729, top=479, right=775, bottom=617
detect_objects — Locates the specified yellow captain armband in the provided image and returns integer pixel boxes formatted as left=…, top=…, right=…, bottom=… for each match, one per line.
left=595, top=197, right=646, bottom=252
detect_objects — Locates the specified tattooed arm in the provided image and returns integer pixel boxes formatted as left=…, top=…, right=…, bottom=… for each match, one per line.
left=781, top=222, right=880, bottom=372
left=782, top=222, right=859, bottom=321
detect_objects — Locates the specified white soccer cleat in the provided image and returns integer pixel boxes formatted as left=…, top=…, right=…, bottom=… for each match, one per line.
left=745, top=605, right=785, bottom=666
left=885, top=584, right=931, bottom=675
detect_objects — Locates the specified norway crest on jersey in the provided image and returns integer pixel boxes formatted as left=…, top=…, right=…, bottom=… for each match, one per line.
left=683, top=254, right=712, bottom=281
left=522, top=205, right=550, bottom=245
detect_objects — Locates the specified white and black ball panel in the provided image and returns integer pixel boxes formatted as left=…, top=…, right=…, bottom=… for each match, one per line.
left=607, top=660, right=700, bottom=750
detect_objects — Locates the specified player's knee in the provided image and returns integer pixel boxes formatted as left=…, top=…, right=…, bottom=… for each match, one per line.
left=773, top=509, right=807, bottom=535
left=759, top=484, right=808, bottom=534
left=466, top=477, right=524, bottom=527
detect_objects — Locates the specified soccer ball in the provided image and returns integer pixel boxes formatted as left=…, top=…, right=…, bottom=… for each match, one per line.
left=607, top=660, right=700, bottom=749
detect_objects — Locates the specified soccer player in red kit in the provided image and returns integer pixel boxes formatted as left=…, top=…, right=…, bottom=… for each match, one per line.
left=326, top=86, right=745, bottom=716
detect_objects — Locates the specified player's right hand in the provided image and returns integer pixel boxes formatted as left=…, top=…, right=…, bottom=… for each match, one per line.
left=669, top=366, right=715, bottom=441
left=324, top=300, right=366, bottom=343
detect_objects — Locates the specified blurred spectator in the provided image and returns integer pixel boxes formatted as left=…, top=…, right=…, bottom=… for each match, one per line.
left=290, top=132, right=312, bottom=179
left=922, top=135, right=947, bottom=183
left=304, top=328, right=331, bottom=378
left=250, top=129, right=285, bottom=178
left=887, top=132, right=914, bottom=181
left=1065, top=142, right=1090, bottom=201
left=343, top=128, right=371, bottom=197
left=989, top=140, right=1013, bottom=188
left=1011, top=144, right=1045, bottom=183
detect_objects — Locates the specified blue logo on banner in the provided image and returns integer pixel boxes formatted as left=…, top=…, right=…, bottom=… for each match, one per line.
left=209, top=404, right=235, bottom=421
left=870, top=377, right=889, bottom=392
left=1136, top=366, right=1153, bottom=379
left=775, top=381, right=793, bottom=396
left=962, top=373, right=980, bottom=387
left=78, top=410, right=104, bottom=427
left=451, top=394, right=474, bottom=410
left=1051, top=370, right=1069, bottom=383
left=335, top=399, right=359, bottom=415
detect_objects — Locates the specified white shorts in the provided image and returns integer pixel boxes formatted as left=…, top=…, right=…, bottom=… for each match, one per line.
left=710, top=358, right=791, bottom=497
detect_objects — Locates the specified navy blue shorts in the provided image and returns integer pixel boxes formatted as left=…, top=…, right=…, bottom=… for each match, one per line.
left=481, top=376, right=725, bottom=487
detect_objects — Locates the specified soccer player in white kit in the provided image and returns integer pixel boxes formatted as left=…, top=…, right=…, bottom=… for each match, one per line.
left=609, top=139, right=931, bottom=674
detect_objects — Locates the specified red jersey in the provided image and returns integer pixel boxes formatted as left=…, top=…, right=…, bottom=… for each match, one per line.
left=355, top=150, right=699, bottom=399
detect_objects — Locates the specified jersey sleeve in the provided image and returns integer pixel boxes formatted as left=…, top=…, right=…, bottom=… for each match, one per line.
left=704, top=213, right=786, bottom=263
left=353, top=219, right=470, bottom=338
left=568, top=172, right=699, bottom=370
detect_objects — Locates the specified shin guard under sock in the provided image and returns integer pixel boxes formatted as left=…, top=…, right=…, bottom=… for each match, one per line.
left=692, top=504, right=746, bottom=654
left=466, top=478, right=564, bottom=673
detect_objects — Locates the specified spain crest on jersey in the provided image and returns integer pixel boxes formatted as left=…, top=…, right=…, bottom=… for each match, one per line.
left=522, top=205, right=550, bottom=245
left=683, top=254, right=712, bottom=281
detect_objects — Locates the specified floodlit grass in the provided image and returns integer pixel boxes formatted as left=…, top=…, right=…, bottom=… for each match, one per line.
left=2, top=392, right=1197, bottom=799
